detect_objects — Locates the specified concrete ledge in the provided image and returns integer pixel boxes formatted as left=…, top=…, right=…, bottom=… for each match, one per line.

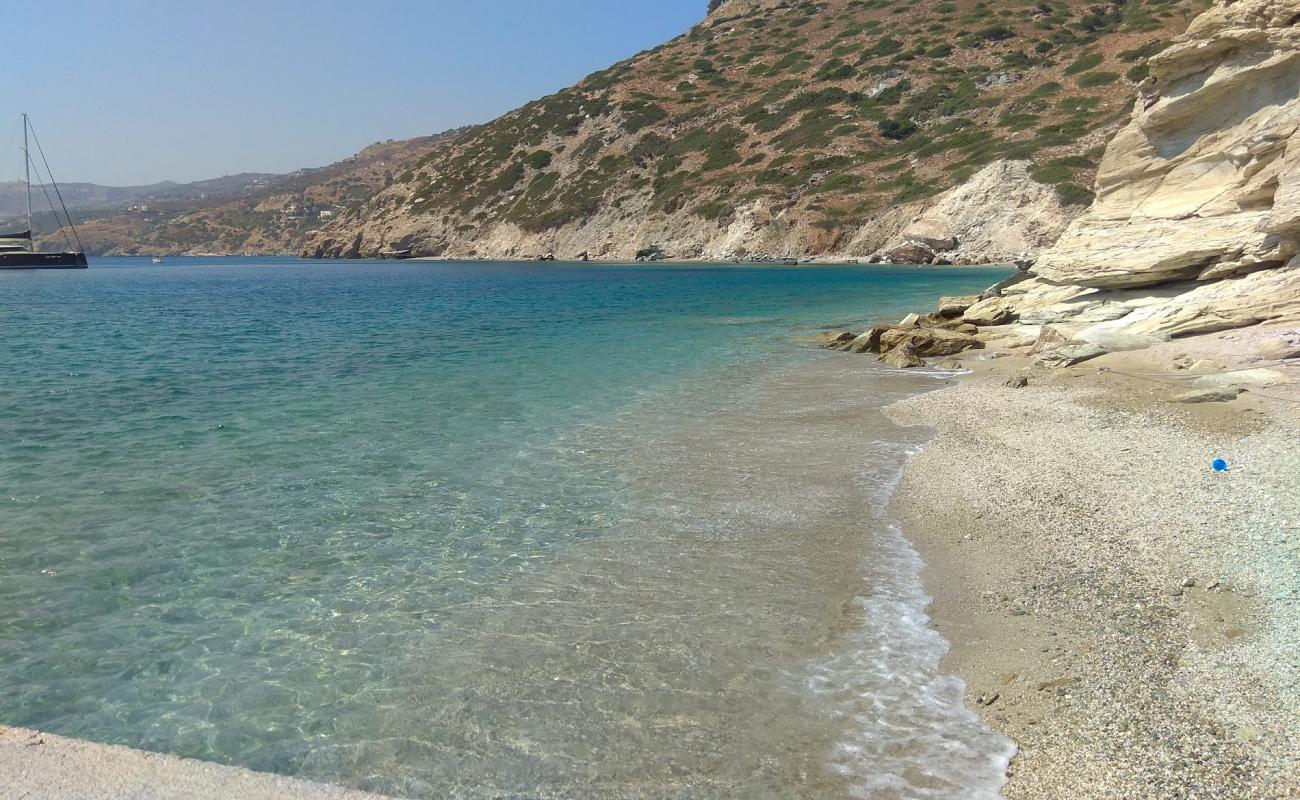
left=0, top=726, right=396, bottom=800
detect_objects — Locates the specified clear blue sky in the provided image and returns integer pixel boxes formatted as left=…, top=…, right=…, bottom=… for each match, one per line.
left=10, top=1, right=705, bottom=186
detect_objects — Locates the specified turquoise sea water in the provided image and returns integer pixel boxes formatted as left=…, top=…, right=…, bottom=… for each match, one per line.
left=0, top=257, right=1013, bottom=798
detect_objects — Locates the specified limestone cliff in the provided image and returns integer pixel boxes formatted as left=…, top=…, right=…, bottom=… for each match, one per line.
left=997, top=0, right=1300, bottom=338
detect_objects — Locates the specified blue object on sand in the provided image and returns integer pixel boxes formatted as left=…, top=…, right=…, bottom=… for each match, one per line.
left=1212, top=458, right=1229, bottom=472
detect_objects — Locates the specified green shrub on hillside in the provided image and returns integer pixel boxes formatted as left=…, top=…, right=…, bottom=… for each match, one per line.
left=1076, top=70, right=1119, bottom=87
left=620, top=101, right=668, bottom=133
left=879, top=116, right=919, bottom=140
left=1055, top=182, right=1095, bottom=206
left=1118, top=40, right=1170, bottom=62
left=865, top=36, right=903, bottom=58
left=695, top=200, right=734, bottom=220
left=816, top=58, right=857, bottom=81
left=1064, top=52, right=1104, bottom=75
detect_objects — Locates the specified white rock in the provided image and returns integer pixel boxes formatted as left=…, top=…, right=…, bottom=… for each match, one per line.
left=1033, top=0, right=1300, bottom=292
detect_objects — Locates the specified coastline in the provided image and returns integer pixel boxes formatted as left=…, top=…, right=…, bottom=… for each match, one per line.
left=885, top=331, right=1299, bottom=798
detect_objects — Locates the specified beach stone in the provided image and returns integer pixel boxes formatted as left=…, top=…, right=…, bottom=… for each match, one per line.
left=1036, top=676, right=1078, bottom=692
left=1036, top=343, right=1107, bottom=368
left=880, top=344, right=925, bottom=368
left=938, top=359, right=963, bottom=370
left=1029, top=325, right=1070, bottom=355
left=1173, top=387, right=1244, bottom=404
left=1005, top=375, right=1030, bottom=389
left=879, top=327, right=984, bottom=357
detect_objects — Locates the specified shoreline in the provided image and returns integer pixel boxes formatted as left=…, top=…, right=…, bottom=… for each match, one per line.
left=885, top=330, right=1299, bottom=798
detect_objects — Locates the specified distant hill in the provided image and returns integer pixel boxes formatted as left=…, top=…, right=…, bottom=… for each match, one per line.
left=0, top=174, right=277, bottom=218
left=20, top=129, right=471, bottom=256
left=302, top=0, right=1203, bottom=262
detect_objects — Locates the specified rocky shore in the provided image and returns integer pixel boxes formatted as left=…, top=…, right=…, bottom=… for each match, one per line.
left=880, top=331, right=1299, bottom=799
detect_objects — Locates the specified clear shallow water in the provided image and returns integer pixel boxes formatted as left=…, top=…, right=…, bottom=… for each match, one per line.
left=0, top=257, right=1012, bottom=798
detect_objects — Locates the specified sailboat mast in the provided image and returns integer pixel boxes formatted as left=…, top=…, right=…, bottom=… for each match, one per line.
left=22, top=113, right=31, bottom=247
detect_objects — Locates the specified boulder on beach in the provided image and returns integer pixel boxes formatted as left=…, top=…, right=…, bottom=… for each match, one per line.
left=1173, top=387, right=1245, bottom=404
left=936, top=295, right=980, bottom=318
left=1035, top=342, right=1107, bottom=368
left=879, top=327, right=984, bottom=357
left=963, top=296, right=1016, bottom=326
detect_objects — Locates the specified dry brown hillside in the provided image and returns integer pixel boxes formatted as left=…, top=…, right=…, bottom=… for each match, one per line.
left=304, top=0, right=1205, bottom=262
left=42, top=131, right=468, bottom=256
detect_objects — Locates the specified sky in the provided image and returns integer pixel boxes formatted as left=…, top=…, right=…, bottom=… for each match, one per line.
left=7, top=0, right=706, bottom=186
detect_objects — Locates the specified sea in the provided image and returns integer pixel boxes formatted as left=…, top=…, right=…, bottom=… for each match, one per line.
left=0, top=257, right=1015, bottom=799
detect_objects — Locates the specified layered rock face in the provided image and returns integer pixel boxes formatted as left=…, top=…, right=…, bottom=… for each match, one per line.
left=866, top=161, right=1081, bottom=266
left=1008, top=0, right=1300, bottom=338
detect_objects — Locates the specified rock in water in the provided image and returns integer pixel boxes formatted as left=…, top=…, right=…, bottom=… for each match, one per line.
left=879, top=327, right=984, bottom=357
left=844, top=325, right=897, bottom=354
left=817, top=332, right=858, bottom=348
left=880, top=344, right=925, bottom=368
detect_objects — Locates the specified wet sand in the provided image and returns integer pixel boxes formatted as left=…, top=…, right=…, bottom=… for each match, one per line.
left=886, top=327, right=1300, bottom=798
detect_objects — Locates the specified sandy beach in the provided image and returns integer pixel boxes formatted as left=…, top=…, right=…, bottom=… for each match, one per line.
left=886, top=327, right=1300, bottom=799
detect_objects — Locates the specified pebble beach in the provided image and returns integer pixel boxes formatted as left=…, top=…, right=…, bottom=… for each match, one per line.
left=886, top=329, right=1300, bottom=799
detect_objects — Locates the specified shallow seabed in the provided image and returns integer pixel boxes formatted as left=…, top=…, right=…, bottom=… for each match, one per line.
left=0, top=257, right=1010, bottom=798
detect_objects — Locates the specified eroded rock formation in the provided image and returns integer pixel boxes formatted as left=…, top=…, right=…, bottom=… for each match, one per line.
left=870, top=161, right=1081, bottom=266
left=1002, top=0, right=1300, bottom=338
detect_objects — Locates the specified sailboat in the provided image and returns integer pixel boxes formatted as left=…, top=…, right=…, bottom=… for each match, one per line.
left=0, top=114, right=87, bottom=269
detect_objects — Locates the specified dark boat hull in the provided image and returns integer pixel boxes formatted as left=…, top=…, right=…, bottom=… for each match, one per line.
left=0, top=252, right=88, bottom=269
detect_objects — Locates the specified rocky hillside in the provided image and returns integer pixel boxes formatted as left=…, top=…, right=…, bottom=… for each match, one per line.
left=828, top=0, right=1298, bottom=368
left=305, top=0, right=1204, bottom=262
left=0, top=173, right=276, bottom=218
left=31, top=130, right=468, bottom=256
left=966, top=0, right=1299, bottom=341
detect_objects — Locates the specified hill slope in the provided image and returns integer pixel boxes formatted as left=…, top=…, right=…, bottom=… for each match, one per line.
left=304, top=0, right=1204, bottom=262
left=27, top=130, right=469, bottom=256
left=0, top=174, right=276, bottom=218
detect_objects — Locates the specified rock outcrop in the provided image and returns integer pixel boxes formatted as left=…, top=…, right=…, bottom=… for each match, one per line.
left=872, top=161, right=1083, bottom=265
left=1001, top=0, right=1300, bottom=340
